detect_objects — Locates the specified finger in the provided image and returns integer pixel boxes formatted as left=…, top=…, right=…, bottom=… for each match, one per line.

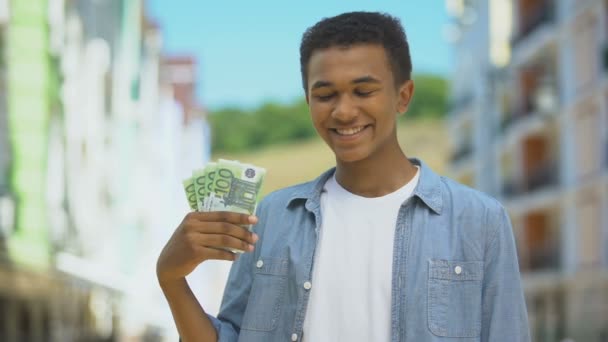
left=198, top=234, right=255, bottom=253
left=191, top=222, right=258, bottom=244
left=199, top=246, right=237, bottom=261
left=188, top=211, right=257, bottom=225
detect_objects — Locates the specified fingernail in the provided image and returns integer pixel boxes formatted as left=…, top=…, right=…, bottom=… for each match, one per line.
left=249, top=215, right=258, bottom=224
left=248, top=244, right=254, bottom=251
left=252, top=233, right=259, bottom=242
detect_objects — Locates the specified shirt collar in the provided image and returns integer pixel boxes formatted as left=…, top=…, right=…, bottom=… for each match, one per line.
left=285, top=158, right=443, bottom=215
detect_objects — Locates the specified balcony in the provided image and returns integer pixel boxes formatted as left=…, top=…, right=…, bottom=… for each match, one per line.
left=527, top=245, right=560, bottom=271
left=502, top=178, right=519, bottom=198
left=500, top=75, right=558, bottom=135
left=450, top=141, right=474, bottom=164
left=502, top=160, right=559, bottom=197
left=512, top=0, right=556, bottom=46
left=500, top=108, right=533, bottom=134
left=525, top=160, right=559, bottom=192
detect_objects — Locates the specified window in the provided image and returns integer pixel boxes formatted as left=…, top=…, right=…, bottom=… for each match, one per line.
left=521, top=210, right=560, bottom=271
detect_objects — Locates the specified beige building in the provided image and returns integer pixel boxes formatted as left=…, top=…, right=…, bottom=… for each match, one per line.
left=446, top=0, right=608, bottom=341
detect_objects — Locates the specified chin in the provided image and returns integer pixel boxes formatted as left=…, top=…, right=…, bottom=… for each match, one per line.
left=334, top=149, right=370, bottom=164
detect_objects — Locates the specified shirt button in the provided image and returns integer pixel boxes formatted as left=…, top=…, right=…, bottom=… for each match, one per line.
left=291, top=333, right=298, bottom=341
left=454, top=266, right=462, bottom=275
left=303, top=281, right=312, bottom=290
left=256, top=260, right=263, bottom=268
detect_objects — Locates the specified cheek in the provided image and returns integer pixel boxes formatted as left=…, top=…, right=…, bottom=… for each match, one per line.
left=309, top=107, right=328, bottom=134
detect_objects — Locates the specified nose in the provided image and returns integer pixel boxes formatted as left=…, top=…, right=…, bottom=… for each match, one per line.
left=331, top=94, right=358, bottom=123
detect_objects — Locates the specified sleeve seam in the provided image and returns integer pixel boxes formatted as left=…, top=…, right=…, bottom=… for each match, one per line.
left=485, top=202, right=504, bottom=260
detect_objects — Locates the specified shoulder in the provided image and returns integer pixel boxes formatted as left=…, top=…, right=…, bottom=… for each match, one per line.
left=439, top=176, right=507, bottom=220
left=437, top=176, right=511, bottom=247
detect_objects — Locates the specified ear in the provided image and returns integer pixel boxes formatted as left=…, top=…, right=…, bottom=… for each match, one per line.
left=396, top=80, right=414, bottom=115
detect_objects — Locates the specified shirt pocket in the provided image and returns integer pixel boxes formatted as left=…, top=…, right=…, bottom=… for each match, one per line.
left=241, top=257, right=289, bottom=332
left=427, top=259, right=484, bottom=338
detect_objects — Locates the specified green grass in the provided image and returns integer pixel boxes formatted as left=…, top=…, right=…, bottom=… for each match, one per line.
left=213, top=118, right=450, bottom=196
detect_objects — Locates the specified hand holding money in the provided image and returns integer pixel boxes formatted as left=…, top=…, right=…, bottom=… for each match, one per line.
left=157, top=159, right=266, bottom=284
left=183, top=159, right=266, bottom=253
left=156, top=211, right=259, bottom=284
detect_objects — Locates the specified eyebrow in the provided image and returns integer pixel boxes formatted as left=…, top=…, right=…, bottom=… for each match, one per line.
left=310, top=76, right=381, bottom=90
left=352, top=76, right=381, bottom=84
left=311, top=80, right=333, bottom=90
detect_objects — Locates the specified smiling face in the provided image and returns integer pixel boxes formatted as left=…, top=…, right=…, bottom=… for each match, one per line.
left=306, top=44, right=414, bottom=164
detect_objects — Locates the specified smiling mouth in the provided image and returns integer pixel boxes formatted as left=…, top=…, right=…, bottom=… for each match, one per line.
left=332, top=125, right=369, bottom=136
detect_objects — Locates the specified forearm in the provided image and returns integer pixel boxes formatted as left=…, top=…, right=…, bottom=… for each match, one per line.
left=160, top=277, right=218, bottom=342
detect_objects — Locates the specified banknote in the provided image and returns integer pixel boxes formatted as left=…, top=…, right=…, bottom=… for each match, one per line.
left=192, top=168, right=207, bottom=211
left=208, top=159, right=265, bottom=253
left=202, top=162, right=217, bottom=211
left=183, top=159, right=266, bottom=253
left=182, top=177, right=197, bottom=210
left=208, top=159, right=266, bottom=215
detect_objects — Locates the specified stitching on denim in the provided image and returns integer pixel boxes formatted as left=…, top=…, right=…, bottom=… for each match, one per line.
left=240, top=275, right=287, bottom=332
left=428, top=261, right=483, bottom=338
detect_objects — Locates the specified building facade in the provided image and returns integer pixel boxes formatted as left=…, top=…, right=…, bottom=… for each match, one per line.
left=446, top=0, right=608, bottom=341
left=0, top=0, right=211, bottom=340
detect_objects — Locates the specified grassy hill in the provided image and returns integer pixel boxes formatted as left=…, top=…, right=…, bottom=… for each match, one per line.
left=213, top=118, right=450, bottom=196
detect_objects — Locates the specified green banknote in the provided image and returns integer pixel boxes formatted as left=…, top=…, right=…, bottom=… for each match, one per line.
left=182, top=177, right=197, bottom=210
left=202, top=162, right=217, bottom=211
left=192, top=168, right=207, bottom=211
left=208, top=159, right=266, bottom=215
left=209, top=159, right=266, bottom=253
left=182, top=159, right=266, bottom=253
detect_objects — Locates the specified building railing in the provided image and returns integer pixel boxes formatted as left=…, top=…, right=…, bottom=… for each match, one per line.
left=500, top=108, right=533, bottom=133
left=500, top=85, right=558, bottom=135
left=450, top=141, right=473, bottom=164
left=526, top=245, right=560, bottom=271
left=512, top=0, right=556, bottom=46
left=501, top=160, right=559, bottom=197
left=525, top=160, right=559, bottom=192
left=523, top=271, right=608, bottom=342
left=502, top=178, right=518, bottom=197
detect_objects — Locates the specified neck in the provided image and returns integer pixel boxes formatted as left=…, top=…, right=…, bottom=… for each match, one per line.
left=334, top=142, right=418, bottom=198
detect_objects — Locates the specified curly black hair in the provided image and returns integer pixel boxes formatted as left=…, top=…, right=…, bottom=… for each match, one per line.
left=299, top=11, right=412, bottom=93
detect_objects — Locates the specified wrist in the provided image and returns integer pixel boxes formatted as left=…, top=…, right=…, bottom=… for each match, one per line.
left=158, top=275, right=187, bottom=291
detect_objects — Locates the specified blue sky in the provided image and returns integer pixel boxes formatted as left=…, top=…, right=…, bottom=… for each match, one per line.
left=146, top=1, right=452, bottom=110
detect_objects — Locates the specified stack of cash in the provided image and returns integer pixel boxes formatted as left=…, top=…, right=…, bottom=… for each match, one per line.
left=182, top=159, right=266, bottom=251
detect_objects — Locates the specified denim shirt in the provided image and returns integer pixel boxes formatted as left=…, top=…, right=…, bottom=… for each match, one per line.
left=207, top=159, right=530, bottom=342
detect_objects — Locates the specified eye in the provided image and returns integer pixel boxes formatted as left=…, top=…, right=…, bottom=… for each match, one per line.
left=314, top=93, right=336, bottom=102
left=354, top=89, right=375, bottom=97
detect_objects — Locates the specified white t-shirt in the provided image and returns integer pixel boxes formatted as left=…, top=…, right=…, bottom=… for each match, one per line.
left=302, top=167, right=420, bottom=342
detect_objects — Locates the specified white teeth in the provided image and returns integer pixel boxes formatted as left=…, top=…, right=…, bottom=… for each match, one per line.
left=335, top=126, right=365, bottom=136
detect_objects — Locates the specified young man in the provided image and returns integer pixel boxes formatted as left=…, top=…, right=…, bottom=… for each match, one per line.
left=157, top=12, right=530, bottom=342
